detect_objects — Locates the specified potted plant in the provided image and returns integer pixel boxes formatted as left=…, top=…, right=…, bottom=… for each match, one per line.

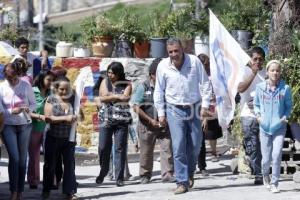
left=81, top=15, right=116, bottom=57
left=147, top=10, right=170, bottom=58
left=218, top=0, right=260, bottom=50
left=132, top=30, right=150, bottom=59
left=114, top=9, right=137, bottom=58
left=73, top=36, right=91, bottom=58
left=55, top=27, right=75, bottom=57
left=0, top=25, right=19, bottom=46
left=171, top=7, right=197, bottom=54
left=193, top=9, right=209, bottom=56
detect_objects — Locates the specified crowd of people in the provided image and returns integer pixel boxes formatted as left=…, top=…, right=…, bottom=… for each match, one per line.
left=0, top=36, right=293, bottom=199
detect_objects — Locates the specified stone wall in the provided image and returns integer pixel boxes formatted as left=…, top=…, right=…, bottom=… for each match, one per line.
left=59, top=57, right=154, bottom=153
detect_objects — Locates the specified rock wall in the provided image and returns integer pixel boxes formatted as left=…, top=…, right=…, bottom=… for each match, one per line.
left=60, top=57, right=154, bottom=153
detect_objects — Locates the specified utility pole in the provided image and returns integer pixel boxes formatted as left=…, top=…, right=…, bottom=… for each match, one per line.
left=0, top=3, right=4, bottom=29
left=16, top=0, right=20, bottom=32
left=38, top=0, right=44, bottom=50
left=28, top=0, right=34, bottom=26
left=195, top=0, right=200, bottom=20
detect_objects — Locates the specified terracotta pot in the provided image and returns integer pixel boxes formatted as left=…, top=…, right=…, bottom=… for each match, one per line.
left=134, top=41, right=150, bottom=58
left=92, top=36, right=114, bottom=57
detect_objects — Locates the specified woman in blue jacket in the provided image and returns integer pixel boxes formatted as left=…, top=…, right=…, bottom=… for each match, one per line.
left=254, top=60, right=292, bottom=193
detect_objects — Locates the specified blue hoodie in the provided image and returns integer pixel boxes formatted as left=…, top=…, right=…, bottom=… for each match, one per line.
left=254, top=80, right=292, bottom=135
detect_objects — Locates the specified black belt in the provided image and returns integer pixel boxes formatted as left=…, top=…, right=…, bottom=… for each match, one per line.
left=171, top=101, right=200, bottom=109
left=173, top=104, right=193, bottom=109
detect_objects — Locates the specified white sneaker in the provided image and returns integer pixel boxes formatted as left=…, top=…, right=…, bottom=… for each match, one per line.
left=263, top=175, right=271, bottom=189
left=270, top=184, right=280, bottom=193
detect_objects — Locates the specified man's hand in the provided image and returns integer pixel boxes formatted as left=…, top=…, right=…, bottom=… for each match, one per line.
left=41, top=50, right=48, bottom=69
left=149, top=119, right=160, bottom=129
left=200, top=107, right=213, bottom=119
left=281, top=116, right=288, bottom=123
left=41, top=58, right=48, bottom=69
left=257, top=117, right=261, bottom=123
left=202, top=118, right=208, bottom=133
left=248, top=60, right=260, bottom=75
left=158, top=116, right=167, bottom=127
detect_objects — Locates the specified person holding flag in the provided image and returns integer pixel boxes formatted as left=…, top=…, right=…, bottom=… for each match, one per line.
left=238, top=47, right=266, bottom=185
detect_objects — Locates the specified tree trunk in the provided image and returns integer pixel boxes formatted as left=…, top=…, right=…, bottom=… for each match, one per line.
left=267, top=0, right=300, bottom=57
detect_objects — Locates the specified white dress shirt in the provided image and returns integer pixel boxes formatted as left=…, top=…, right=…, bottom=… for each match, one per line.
left=154, top=54, right=211, bottom=117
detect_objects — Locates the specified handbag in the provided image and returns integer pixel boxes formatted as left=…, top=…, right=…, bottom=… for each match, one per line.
left=98, top=79, right=132, bottom=127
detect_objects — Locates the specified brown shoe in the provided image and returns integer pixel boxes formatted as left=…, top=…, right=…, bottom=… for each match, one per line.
left=17, top=192, right=23, bottom=200
left=189, top=176, right=194, bottom=188
left=10, top=192, right=18, bottom=200
left=162, top=172, right=176, bottom=183
left=174, top=185, right=188, bottom=195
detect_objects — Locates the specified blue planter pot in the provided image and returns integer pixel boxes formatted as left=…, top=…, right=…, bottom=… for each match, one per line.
left=150, top=38, right=168, bottom=58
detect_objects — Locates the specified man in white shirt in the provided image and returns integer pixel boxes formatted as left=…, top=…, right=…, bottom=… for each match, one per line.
left=11, top=37, right=49, bottom=79
left=154, top=38, right=211, bottom=194
left=238, top=47, right=266, bottom=185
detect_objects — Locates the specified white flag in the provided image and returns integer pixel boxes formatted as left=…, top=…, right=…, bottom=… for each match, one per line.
left=209, top=10, right=250, bottom=128
left=69, top=66, right=95, bottom=142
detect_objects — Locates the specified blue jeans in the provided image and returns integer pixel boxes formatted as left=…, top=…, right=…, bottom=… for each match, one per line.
left=260, top=130, right=286, bottom=187
left=166, top=103, right=202, bottom=187
left=2, top=124, right=32, bottom=192
left=241, top=117, right=262, bottom=177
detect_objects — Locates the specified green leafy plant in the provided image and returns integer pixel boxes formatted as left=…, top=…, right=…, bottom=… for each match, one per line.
left=166, top=7, right=195, bottom=39
left=282, top=52, right=300, bottom=123
left=231, top=105, right=244, bottom=145
left=147, top=10, right=169, bottom=38
left=80, top=14, right=116, bottom=45
left=115, top=8, right=142, bottom=42
left=55, top=27, right=76, bottom=42
left=95, top=14, right=117, bottom=37
left=0, top=25, right=19, bottom=44
left=218, top=0, right=268, bottom=31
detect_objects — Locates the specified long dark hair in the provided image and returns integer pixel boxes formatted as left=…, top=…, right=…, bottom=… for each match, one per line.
left=3, top=63, right=18, bottom=78
left=107, top=62, right=126, bottom=81
left=33, top=70, right=55, bottom=92
left=13, top=58, right=29, bottom=76
left=53, top=76, right=70, bottom=89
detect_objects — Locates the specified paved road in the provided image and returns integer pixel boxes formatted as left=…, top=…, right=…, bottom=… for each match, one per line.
left=1, top=153, right=300, bottom=200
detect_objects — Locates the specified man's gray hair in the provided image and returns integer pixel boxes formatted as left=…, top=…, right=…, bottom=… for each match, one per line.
left=166, top=38, right=182, bottom=46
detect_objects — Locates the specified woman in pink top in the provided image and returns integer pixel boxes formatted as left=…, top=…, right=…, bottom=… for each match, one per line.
left=13, top=58, right=33, bottom=85
left=0, top=63, right=36, bottom=200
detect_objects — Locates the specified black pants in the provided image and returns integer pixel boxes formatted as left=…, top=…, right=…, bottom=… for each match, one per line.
left=198, top=137, right=206, bottom=170
left=98, top=124, right=128, bottom=181
left=43, top=135, right=77, bottom=194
